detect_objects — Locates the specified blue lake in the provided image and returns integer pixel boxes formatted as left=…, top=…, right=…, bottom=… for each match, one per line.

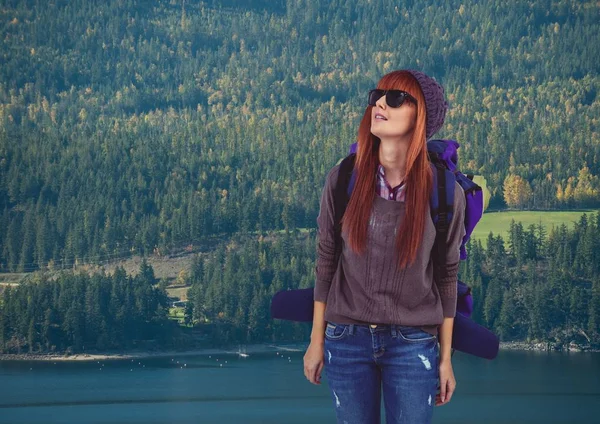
left=0, top=347, right=598, bottom=423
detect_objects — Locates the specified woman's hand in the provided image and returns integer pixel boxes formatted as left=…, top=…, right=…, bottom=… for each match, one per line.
left=303, top=341, right=325, bottom=385
left=435, top=358, right=456, bottom=406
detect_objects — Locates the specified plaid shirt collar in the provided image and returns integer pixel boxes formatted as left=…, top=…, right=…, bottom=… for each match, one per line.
left=376, top=164, right=406, bottom=202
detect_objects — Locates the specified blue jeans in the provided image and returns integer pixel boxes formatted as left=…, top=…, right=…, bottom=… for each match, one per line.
left=323, top=321, right=439, bottom=424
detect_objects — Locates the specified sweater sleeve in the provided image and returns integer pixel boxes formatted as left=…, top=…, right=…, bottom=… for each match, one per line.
left=313, top=164, right=341, bottom=303
left=434, top=181, right=467, bottom=318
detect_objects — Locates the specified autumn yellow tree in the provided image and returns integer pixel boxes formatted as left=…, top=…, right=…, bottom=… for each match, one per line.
left=562, top=177, right=576, bottom=204
left=503, top=174, right=532, bottom=209
left=573, top=166, right=600, bottom=206
left=556, top=183, right=565, bottom=202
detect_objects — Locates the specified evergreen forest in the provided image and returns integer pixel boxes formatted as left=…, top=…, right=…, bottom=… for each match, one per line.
left=1, top=0, right=598, bottom=271
left=1, top=213, right=600, bottom=353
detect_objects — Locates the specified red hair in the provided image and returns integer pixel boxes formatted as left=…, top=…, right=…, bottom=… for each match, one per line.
left=341, top=70, right=433, bottom=269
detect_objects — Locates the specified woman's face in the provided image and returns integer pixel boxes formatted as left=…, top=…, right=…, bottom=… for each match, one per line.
left=370, top=91, right=417, bottom=141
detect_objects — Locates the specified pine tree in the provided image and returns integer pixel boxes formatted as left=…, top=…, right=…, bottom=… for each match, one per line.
left=19, top=209, right=35, bottom=272
left=569, top=287, right=588, bottom=331
left=530, top=280, right=551, bottom=340
left=190, top=254, right=204, bottom=285
left=183, top=301, right=194, bottom=326
left=483, top=275, right=503, bottom=329
left=498, top=289, right=517, bottom=340
left=5, top=218, right=20, bottom=272
left=588, top=277, right=600, bottom=341
left=138, top=257, right=156, bottom=286
left=27, top=318, right=35, bottom=353
left=524, top=224, right=538, bottom=260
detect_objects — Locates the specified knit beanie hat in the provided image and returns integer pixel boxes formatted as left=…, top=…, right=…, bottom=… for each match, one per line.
left=404, top=69, right=449, bottom=140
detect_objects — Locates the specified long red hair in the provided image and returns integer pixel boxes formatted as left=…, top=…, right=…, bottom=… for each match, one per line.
left=341, top=70, right=433, bottom=269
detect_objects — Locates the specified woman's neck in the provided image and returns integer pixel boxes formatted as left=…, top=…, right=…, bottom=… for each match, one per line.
left=378, top=140, right=408, bottom=186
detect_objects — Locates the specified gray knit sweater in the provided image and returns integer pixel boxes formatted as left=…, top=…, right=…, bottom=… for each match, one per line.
left=314, top=163, right=467, bottom=336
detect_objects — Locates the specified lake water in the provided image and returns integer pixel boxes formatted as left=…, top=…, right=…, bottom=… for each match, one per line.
left=0, top=347, right=598, bottom=424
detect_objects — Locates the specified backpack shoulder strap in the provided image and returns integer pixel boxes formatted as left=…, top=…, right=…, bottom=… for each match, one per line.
left=427, top=139, right=458, bottom=269
left=429, top=160, right=455, bottom=268
left=333, top=153, right=356, bottom=261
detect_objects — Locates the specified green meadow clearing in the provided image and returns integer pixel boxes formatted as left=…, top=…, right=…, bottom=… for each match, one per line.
left=271, top=209, right=600, bottom=249
left=469, top=209, right=600, bottom=247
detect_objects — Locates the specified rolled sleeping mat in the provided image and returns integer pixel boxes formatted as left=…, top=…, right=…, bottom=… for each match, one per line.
left=271, top=287, right=315, bottom=323
left=452, top=311, right=499, bottom=360
left=270, top=287, right=499, bottom=360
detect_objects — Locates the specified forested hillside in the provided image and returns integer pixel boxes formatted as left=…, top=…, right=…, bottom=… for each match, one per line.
left=0, top=0, right=598, bottom=272
left=2, top=212, right=599, bottom=354
left=181, top=213, right=600, bottom=347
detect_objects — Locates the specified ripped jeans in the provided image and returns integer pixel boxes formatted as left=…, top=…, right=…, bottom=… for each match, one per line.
left=323, top=322, right=439, bottom=424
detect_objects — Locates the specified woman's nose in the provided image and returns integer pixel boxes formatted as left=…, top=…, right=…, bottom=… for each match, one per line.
left=375, top=94, right=387, bottom=109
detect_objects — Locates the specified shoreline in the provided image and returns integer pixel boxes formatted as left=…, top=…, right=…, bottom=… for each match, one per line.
left=0, top=342, right=308, bottom=362
left=497, top=341, right=599, bottom=353
left=0, top=341, right=598, bottom=362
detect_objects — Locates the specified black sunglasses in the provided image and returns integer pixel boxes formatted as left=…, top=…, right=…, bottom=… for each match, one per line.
left=368, top=89, right=417, bottom=108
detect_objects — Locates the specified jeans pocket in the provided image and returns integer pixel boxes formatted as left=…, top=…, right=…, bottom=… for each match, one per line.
left=324, top=322, right=348, bottom=341
left=397, top=325, right=437, bottom=342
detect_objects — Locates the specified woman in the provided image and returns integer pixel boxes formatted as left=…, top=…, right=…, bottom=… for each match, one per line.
left=303, top=69, right=466, bottom=424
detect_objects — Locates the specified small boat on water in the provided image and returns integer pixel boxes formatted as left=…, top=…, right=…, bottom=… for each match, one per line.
left=237, top=345, right=249, bottom=358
